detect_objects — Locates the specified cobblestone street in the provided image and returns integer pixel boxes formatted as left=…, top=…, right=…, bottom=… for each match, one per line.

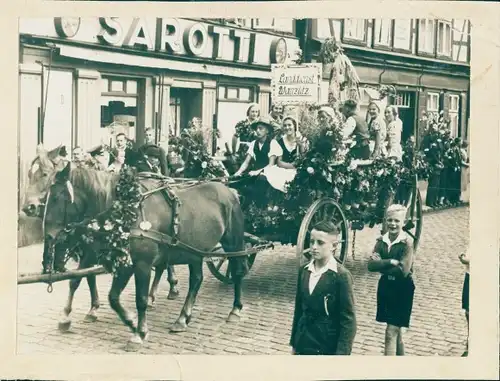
left=17, top=207, right=470, bottom=356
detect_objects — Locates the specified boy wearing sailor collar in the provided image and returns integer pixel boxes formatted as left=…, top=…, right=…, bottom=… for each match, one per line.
left=368, top=204, right=415, bottom=356
left=290, top=221, right=357, bottom=356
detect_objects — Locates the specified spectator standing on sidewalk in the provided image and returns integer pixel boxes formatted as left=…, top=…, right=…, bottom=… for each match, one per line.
left=290, top=221, right=357, bottom=355
left=368, top=204, right=415, bottom=356
left=459, top=247, right=470, bottom=357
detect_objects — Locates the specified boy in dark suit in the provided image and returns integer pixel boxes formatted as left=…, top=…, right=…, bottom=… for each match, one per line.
left=290, top=221, right=357, bottom=355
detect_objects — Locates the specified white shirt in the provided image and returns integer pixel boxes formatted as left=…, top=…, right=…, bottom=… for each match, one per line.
left=343, top=117, right=356, bottom=139
left=247, top=139, right=283, bottom=160
left=381, top=231, right=408, bottom=252
left=305, top=257, right=338, bottom=294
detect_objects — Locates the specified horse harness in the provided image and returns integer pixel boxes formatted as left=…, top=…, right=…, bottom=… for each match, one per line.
left=130, top=173, right=266, bottom=259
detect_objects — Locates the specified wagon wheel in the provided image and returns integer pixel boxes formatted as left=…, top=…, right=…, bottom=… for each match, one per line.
left=381, top=177, right=423, bottom=251
left=296, top=198, right=349, bottom=267
left=206, top=243, right=257, bottom=285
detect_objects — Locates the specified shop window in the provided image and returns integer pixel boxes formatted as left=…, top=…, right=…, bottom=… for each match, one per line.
left=437, top=20, right=452, bottom=57
left=373, top=19, right=393, bottom=47
left=343, top=19, right=367, bottom=42
left=427, top=92, right=440, bottom=112
left=227, top=88, right=238, bottom=99
left=126, top=80, right=138, bottom=94
left=449, top=94, right=460, bottom=137
left=110, top=80, right=125, bottom=93
left=218, top=85, right=254, bottom=102
left=100, top=77, right=139, bottom=144
left=418, top=19, right=435, bottom=54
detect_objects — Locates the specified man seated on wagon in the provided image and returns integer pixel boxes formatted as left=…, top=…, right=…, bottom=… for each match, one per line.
left=233, top=116, right=282, bottom=207
left=341, top=100, right=371, bottom=160
left=136, top=128, right=169, bottom=176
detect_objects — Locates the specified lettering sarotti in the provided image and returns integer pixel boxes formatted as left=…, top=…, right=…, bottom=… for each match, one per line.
left=272, top=64, right=322, bottom=105
left=44, top=17, right=293, bottom=66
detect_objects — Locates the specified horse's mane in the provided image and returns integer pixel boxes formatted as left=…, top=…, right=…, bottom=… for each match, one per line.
left=69, top=167, right=120, bottom=213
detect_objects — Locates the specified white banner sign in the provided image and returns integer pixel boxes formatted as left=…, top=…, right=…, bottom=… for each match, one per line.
left=271, top=63, right=322, bottom=105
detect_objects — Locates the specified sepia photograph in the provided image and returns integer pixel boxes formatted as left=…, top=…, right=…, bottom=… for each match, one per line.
left=17, top=16, right=472, bottom=357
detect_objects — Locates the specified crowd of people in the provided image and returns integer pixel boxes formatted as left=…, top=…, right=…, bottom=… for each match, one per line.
left=70, top=127, right=169, bottom=177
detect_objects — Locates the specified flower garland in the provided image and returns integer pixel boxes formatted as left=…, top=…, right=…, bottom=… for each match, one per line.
left=54, top=166, right=141, bottom=274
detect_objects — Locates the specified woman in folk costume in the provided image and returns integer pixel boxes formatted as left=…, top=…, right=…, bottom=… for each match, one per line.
left=368, top=204, right=416, bottom=356
left=290, top=220, right=357, bottom=355
left=366, top=101, right=388, bottom=159
left=384, top=106, right=404, bottom=161
left=233, top=116, right=281, bottom=207
left=231, top=103, right=261, bottom=155
left=263, top=116, right=305, bottom=193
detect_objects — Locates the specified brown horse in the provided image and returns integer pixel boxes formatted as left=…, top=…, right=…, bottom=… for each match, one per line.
left=21, top=145, right=180, bottom=327
left=43, top=163, right=247, bottom=351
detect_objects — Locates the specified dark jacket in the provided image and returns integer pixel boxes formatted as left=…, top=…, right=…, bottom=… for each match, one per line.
left=137, top=144, right=169, bottom=176
left=290, top=261, right=357, bottom=355
left=367, top=232, right=414, bottom=278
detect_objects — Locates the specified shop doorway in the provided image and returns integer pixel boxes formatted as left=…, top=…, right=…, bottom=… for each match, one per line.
left=392, top=91, right=416, bottom=143
left=169, top=88, right=203, bottom=136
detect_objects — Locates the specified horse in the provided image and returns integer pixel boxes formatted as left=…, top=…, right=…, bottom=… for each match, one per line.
left=21, top=145, right=180, bottom=328
left=43, top=162, right=247, bottom=351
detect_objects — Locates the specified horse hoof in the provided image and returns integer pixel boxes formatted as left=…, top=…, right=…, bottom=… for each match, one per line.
left=58, top=320, right=71, bottom=332
left=167, top=290, right=180, bottom=300
left=147, top=300, right=155, bottom=310
left=226, top=309, right=241, bottom=323
left=125, top=335, right=143, bottom=352
left=169, top=321, right=188, bottom=333
left=83, top=313, right=98, bottom=323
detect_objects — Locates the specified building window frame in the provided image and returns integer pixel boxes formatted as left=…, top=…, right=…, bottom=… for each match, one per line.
left=427, top=92, right=440, bottom=113
left=417, top=19, right=436, bottom=57
left=436, top=20, right=453, bottom=60
left=372, top=19, right=394, bottom=50
left=341, top=19, right=368, bottom=46
left=448, top=94, right=460, bottom=137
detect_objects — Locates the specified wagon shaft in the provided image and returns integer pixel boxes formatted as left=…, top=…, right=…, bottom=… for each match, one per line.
left=18, top=266, right=107, bottom=285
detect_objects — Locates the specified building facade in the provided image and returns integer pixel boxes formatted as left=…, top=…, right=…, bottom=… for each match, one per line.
left=300, top=18, right=471, bottom=144
left=18, top=17, right=299, bottom=203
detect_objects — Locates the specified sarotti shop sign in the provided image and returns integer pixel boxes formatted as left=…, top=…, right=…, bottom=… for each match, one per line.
left=271, top=63, right=322, bottom=105
left=19, top=17, right=298, bottom=67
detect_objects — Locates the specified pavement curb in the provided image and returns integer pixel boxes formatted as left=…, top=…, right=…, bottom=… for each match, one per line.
left=422, top=202, right=469, bottom=216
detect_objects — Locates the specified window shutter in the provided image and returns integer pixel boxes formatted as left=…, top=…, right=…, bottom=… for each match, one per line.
left=443, top=92, right=451, bottom=119
left=417, top=90, right=428, bottom=147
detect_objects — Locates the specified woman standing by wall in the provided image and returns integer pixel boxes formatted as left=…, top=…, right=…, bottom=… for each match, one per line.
left=366, top=102, right=387, bottom=159
left=384, top=106, right=403, bottom=161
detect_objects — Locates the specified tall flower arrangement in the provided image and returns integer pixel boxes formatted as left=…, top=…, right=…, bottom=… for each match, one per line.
left=169, top=122, right=225, bottom=179
left=419, top=111, right=462, bottom=175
